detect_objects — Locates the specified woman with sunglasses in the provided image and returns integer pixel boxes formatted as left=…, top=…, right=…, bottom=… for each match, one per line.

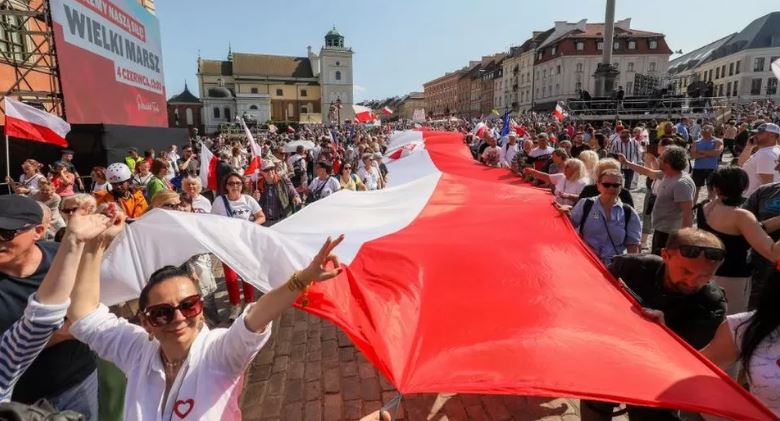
left=212, top=172, right=266, bottom=319
left=566, top=169, right=642, bottom=265
left=339, top=163, right=366, bottom=191
left=67, top=210, right=344, bottom=420
left=696, top=166, right=780, bottom=315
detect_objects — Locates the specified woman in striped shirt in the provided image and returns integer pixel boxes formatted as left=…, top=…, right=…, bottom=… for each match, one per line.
left=0, top=212, right=115, bottom=402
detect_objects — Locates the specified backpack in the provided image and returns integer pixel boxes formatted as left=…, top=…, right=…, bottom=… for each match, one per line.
left=578, top=198, right=633, bottom=250
left=0, top=400, right=84, bottom=421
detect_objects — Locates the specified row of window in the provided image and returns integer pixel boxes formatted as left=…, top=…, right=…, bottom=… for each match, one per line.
left=749, top=77, right=778, bottom=95
left=211, top=103, right=316, bottom=120
left=540, top=38, right=659, bottom=59
left=536, top=61, right=656, bottom=80
left=246, top=87, right=310, bottom=97
left=702, top=61, right=741, bottom=82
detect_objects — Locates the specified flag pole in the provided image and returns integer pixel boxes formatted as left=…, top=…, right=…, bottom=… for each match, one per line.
left=4, top=134, right=11, bottom=194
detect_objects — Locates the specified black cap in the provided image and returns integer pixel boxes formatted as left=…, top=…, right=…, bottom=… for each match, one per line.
left=0, top=195, right=43, bottom=230
left=128, top=147, right=138, bottom=153
left=61, top=149, right=74, bottom=155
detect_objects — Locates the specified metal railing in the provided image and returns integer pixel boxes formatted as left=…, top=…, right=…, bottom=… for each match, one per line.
left=564, top=96, right=734, bottom=120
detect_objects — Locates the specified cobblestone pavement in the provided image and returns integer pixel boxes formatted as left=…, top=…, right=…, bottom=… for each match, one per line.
left=234, top=174, right=703, bottom=420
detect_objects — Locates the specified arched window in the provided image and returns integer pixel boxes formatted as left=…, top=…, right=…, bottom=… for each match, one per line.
left=287, top=103, right=294, bottom=117
left=185, top=108, right=193, bottom=125
left=174, top=108, right=180, bottom=126
left=335, top=70, right=341, bottom=81
left=249, top=105, right=258, bottom=110
left=224, top=107, right=231, bottom=121
left=300, top=105, right=308, bottom=114
left=213, top=107, right=220, bottom=118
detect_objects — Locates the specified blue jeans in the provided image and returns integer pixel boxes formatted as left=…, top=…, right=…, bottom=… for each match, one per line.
left=47, top=369, right=99, bottom=421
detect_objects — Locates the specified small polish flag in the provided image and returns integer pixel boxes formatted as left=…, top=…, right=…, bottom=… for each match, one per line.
left=240, top=118, right=262, bottom=177
left=473, top=122, right=488, bottom=138
left=4, top=97, right=70, bottom=147
left=552, top=103, right=565, bottom=122
left=382, top=106, right=394, bottom=115
left=287, top=126, right=296, bottom=133
left=199, top=142, right=218, bottom=191
left=353, top=105, right=377, bottom=123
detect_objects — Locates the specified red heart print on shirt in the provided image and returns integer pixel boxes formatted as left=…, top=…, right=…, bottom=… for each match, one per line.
left=174, top=399, right=194, bottom=418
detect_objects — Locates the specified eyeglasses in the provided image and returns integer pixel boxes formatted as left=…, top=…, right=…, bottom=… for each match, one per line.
left=161, top=202, right=181, bottom=210
left=671, top=245, right=726, bottom=261
left=0, top=226, right=32, bottom=242
left=226, top=181, right=243, bottom=186
left=142, top=294, right=204, bottom=327
left=600, top=182, right=622, bottom=189
left=61, top=207, right=79, bottom=215
left=343, top=167, right=352, bottom=170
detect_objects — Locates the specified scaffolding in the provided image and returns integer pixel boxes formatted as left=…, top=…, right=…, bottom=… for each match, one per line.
left=0, top=0, right=63, bottom=117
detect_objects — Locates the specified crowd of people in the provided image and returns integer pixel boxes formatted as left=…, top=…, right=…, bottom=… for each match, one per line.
left=1, top=98, right=780, bottom=419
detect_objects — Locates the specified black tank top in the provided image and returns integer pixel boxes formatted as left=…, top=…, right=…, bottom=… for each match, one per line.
left=696, top=205, right=752, bottom=277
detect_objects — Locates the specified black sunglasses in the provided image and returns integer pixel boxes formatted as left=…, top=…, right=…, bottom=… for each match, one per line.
left=600, top=182, right=622, bottom=189
left=671, top=245, right=726, bottom=261
left=61, top=207, right=79, bottom=215
left=0, top=226, right=34, bottom=242
left=142, top=294, right=204, bottom=327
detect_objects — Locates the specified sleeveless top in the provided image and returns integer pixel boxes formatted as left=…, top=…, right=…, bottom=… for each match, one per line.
left=696, top=205, right=751, bottom=277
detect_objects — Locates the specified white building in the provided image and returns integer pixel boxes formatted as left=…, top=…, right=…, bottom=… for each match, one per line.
left=667, top=12, right=780, bottom=102
left=532, top=19, right=672, bottom=110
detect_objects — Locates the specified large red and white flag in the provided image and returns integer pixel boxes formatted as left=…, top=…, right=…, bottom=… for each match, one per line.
left=198, top=142, right=218, bottom=191
left=102, top=130, right=775, bottom=420
left=353, top=105, right=377, bottom=123
left=239, top=118, right=262, bottom=177
left=4, top=97, right=70, bottom=147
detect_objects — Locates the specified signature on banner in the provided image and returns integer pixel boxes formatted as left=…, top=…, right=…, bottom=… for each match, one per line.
left=136, top=95, right=160, bottom=113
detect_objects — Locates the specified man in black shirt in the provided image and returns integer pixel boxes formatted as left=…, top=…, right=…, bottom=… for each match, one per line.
left=581, top=228, right=726, bottom=420
left=0, top=195, right=97, bottom=419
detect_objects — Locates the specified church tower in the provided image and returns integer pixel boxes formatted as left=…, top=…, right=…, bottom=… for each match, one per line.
left=319, top=27, right=354, bottom=122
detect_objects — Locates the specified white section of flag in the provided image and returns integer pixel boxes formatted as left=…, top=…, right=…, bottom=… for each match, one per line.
left=5, top=97, right=70, bottom=139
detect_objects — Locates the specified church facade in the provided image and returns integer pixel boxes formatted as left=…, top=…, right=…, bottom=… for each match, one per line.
left=192, top=28, right=354, bottom=134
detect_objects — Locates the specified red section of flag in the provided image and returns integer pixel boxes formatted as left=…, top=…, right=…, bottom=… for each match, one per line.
left=383, top=106, right=393, bottom=115
left=5, top=115, right=68, bottom=147
left=245, top=156, right=261, bottom=176
left=299, top=131, right=776, bottom=420
left=553, top=104, right=565, bottom=122
left=207, top=156, right=218, bottom=191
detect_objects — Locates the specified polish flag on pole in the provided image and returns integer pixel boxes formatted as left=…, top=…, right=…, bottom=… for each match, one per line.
left=198, top=142, right=218, bottom=191
left=353, top=105, right=377, bottom=123
left=239, top=118, right=262, bottom=177
left=382, top=106, right=393, bottom=115
left=4, top=97, right=70, bottom=147
left=552, top=103, right=565, bottom=122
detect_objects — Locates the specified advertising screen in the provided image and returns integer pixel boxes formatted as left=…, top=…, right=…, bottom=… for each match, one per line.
left=50, top=0, right=167, bottom=127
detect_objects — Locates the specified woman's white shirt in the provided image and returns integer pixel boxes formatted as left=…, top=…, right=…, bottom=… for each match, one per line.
left=728, top=311, right=780, bottom=416
left=211, top=194, right=261, bottom=221
left=70, top=304, right=271, bottom=421
left=549, top=173, right=588, bottom=206
left=192, top=195, right=212, bottom=213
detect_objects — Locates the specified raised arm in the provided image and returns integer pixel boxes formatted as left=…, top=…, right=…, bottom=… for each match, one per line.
left=616, top=153, right=662, bottom=179
left=523, top=167, right=552, bottom=184
left=37, top=213, right=113, bottom=304
left=67, top=207, right=125, bottom=322
left=243, top=235, right=344, bottom=332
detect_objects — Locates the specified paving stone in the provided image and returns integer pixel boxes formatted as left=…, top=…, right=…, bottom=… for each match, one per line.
left=304, top=399, right=322, bottom=421
left=323, top=393, right=343, bottom=421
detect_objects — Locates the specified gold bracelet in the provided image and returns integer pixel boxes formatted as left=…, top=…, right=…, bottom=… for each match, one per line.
left=286, top=271, right=312, bottom=292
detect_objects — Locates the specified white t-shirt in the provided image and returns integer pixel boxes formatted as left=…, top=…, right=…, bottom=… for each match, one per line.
left=18, top=173, right=45, bottom=195
left=549, top=173, right=588, bottom=206
left=192, top=194, right=212, bottom=213
left=529, top=146, right=554, bottom=158
left=211, top=194, right=262, bottom=221
left=500, top=143, right=519, bottom=167
left=743, top=145, right=780, bottom=197
left=728, top=311, right=780, bottom=416
left=358, top=167, right=381, bottom=190
left=92, top=181, right=112, bottom=193
left=308, top=176, right=341, bottom=199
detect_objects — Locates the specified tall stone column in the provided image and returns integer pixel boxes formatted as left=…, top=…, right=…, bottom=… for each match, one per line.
left=593, top=0, right=620, bottom=97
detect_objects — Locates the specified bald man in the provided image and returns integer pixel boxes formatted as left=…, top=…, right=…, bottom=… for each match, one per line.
left=582, top=228, right=726, bottom=420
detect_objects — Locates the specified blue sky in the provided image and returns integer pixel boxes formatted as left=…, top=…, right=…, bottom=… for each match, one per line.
left=156, top=0, right=779, bottom=102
